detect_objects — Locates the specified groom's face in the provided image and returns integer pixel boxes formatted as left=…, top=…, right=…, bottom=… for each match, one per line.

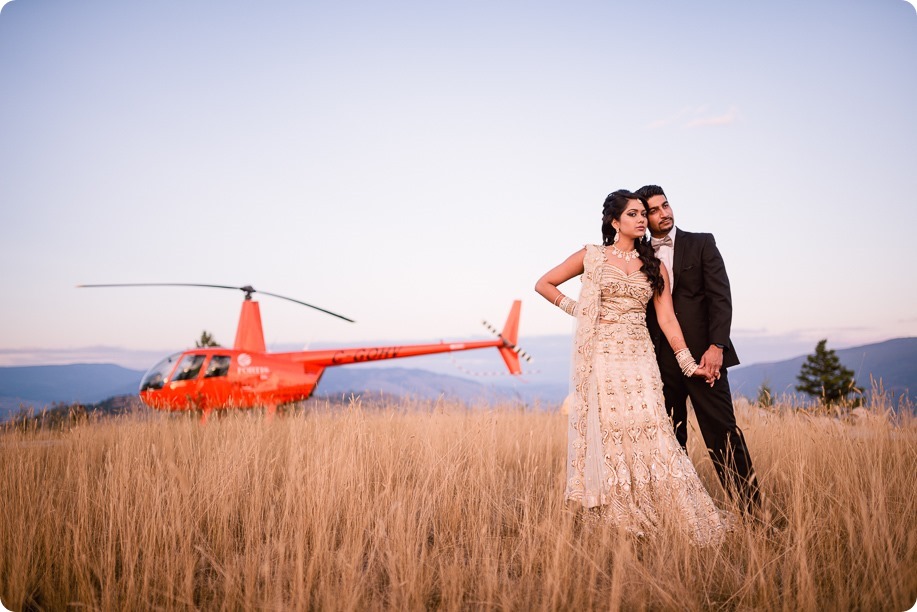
left=646, top=195, right=674, bottom=237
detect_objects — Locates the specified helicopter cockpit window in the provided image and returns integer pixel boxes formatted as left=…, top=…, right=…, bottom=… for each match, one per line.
left=204, top=355, right=231, bottom=378
left=140, top=352, right=182, bottom=391
left=172, top=354, right=207, bottom=382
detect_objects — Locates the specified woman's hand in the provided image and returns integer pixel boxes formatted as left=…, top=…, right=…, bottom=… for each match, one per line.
left=692, top=365, right=716, bottom=387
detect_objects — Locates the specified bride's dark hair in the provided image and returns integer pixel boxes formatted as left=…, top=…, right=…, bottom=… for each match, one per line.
left=601, top=189, right=665, bottom=295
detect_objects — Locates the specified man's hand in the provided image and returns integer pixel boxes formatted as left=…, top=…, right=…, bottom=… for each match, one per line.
left=692, top=365, right=716, bottom=386
left=699, top=345, right=724, bottom=381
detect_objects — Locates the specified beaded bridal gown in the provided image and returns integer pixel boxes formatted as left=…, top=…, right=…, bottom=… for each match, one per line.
left=565, top=245, right=731, bottom=546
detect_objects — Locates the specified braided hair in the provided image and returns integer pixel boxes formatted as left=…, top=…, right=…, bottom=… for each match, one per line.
left=601, top=189, right=665, bottom=295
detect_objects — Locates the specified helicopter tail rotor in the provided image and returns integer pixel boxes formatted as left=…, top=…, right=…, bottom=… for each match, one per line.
left=482, top=300, right=533, bottom=375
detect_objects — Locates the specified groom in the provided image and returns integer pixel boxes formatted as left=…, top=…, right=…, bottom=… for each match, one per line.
left=637, top=184, right=762, bottom=514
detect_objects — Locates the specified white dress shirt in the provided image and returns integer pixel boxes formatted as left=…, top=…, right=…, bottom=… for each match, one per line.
left=653, top=226, right=676, bottom=292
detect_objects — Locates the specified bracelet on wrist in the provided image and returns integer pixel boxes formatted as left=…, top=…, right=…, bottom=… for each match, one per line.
left=558, top=296, right=578, bottom=317
left=674, top=347, right=698, bottom=377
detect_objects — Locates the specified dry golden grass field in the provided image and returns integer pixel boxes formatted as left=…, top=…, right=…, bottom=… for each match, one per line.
left=1, top=396, right=915, bottom=611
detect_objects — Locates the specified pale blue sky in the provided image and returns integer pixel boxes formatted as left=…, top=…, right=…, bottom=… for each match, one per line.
left=1, top=0, right=915, bottom=370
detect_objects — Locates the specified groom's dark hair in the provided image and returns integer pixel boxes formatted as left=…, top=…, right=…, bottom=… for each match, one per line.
left=635, top=184, right=666, bottom=199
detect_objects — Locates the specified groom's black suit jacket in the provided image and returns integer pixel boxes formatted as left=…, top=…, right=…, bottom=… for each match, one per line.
left=646, top=228, right=761, bottom=511
left=646, top=227, right=739, bottom=369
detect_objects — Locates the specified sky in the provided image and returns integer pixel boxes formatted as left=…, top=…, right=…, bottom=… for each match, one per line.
left=1, top=0, right=915, bottom=373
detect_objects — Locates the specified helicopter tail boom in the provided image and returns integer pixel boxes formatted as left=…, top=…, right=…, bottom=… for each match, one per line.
left=288, top=301, right=526, bottom=374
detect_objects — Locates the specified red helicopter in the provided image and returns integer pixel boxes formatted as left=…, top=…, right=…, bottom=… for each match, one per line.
left=78, top=283, right=530, bottom=418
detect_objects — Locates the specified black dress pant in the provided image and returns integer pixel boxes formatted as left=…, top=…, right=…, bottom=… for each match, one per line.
left=658, top=350, right=762, bottom=514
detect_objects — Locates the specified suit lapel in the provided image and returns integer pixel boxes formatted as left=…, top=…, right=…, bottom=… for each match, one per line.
left=672, top=227, right=686, bottom=292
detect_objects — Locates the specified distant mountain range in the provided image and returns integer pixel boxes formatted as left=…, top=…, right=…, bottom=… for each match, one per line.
left=0, top=363, right=144, bottom=418
left=728, top=337, right=916, bottom=406
left=1, top=337, right=913, bottom=420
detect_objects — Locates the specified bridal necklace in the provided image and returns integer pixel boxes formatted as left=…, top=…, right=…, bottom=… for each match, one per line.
left=611, top=244, right=639, bottom=262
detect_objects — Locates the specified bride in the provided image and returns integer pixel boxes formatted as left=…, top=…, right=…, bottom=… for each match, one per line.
left=535, top=189, right=732, bottom=545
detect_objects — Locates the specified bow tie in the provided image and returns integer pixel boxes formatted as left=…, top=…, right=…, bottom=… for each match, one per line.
left=651, top=236, right=673, bottom=250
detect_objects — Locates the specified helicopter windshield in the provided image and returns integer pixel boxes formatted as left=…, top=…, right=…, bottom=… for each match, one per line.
left=140, top=352, right=182, bottom=392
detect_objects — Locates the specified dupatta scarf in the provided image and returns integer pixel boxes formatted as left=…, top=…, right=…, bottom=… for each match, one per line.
left=565, top=244, right=607, bottom=507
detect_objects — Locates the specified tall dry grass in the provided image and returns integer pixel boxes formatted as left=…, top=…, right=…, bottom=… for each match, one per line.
left=1, top=397, right=915, bottom=611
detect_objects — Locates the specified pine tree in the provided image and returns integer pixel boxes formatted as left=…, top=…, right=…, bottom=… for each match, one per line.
left=195, top=330, right=220, bottom=348
left=795, top=339, right=859, bottom=406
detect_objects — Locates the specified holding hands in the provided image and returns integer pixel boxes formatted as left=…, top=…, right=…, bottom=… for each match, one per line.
left=699, top=345, right=723, bottom=380
left=676, top=347, right=717, bottom=387
left=692, top=364, right=717, bottom=387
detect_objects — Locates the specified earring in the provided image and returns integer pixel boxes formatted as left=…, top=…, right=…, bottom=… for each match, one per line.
left=613, top=232, right=619, bottom=244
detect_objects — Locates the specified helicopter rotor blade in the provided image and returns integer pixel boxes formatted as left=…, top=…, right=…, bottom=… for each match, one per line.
left=255, top=290, right=355, bottom=322
left=77, top=283, right=355, bottom=323
left=78, top=282, right=244, bottom=292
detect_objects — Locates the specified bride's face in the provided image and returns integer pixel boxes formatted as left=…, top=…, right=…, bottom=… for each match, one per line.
left=615, top=199, right=648, bottom=241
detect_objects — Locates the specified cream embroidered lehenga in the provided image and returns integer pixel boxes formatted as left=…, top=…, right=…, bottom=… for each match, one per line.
left=566, top=245, right=732, bottom=545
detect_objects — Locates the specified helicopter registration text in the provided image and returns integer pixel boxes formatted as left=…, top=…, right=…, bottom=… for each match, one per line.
left=332, top=347, right=402, bottom=364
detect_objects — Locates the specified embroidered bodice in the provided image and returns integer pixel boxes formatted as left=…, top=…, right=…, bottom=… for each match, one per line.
left=598, top=263, right=653, bottom=323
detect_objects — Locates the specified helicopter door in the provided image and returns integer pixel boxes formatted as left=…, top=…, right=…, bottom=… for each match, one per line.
left=171, top=354, right=207, bottom=382
left=164, top=353, right=208, bottom=409
left=201, top=354, right=233, bottom=406
left=204, top=355, right=231, bottom=378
